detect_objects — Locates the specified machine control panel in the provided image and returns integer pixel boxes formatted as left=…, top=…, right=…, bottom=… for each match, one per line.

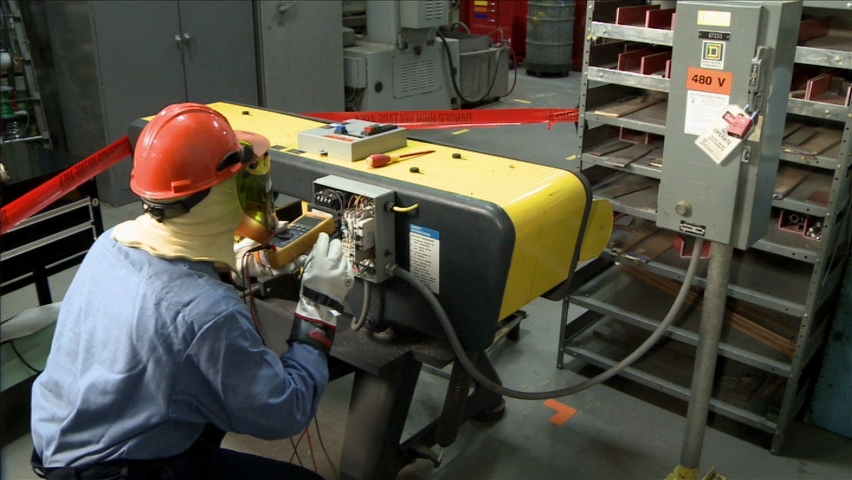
left=298, top=119, right=408, bottom=162
left=313, top=175, right=395, bottom=282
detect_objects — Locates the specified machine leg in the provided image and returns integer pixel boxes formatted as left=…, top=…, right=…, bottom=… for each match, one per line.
left=679, top=241, right=734, bottom=472
left=436, top=353, right=480, bottom=447
left=338, top=359, right=422, bottom=480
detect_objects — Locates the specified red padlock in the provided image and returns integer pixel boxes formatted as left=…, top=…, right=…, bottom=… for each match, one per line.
left=727, top=115, right=753, bottom=139
left=728, top=110, right=758, bottom=139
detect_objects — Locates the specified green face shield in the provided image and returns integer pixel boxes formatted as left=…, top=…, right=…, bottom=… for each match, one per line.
left=235, top=151, right=277, bottom=244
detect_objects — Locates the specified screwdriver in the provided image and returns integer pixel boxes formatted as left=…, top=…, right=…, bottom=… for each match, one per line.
left=368, top=150, right=435, bottom=168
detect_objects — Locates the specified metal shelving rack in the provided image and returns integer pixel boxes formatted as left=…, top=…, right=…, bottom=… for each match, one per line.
left=560, top=0, right=852, bottom=453
left=0, top=0, right=50, bottom=146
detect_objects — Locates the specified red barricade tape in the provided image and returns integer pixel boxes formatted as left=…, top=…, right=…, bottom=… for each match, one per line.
left=1, top=136, right=132, bottom=235
left=304, top=108, right=579, bottom=130
left=1, top=108, right=579, bottom=236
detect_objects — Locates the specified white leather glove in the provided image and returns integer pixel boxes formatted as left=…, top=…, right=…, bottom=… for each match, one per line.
left=291, top=232, right=354, bottom=353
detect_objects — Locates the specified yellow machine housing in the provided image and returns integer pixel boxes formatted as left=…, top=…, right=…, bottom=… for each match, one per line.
left=136, top=103, right=612, bottom=350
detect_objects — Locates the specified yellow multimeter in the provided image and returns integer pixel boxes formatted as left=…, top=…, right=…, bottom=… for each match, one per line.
left=268, top=211, right=336, bottom=268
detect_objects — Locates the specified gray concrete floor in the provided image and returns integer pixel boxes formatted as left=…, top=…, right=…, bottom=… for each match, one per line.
left=3, top=68, right=852, bottom=480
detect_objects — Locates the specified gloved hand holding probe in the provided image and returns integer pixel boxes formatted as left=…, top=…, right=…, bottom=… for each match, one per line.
left=233, top=221, right=306, bottom=283
left=290, top=232, right=354, bottom=354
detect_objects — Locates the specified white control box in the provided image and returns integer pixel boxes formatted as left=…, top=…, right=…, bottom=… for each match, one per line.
left=297, top=120, right=407, bottom=162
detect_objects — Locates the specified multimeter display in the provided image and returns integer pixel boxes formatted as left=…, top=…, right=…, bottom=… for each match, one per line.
left=273, top=216, right=324, bottom=247
left=267, top=212, right=336, bottom=268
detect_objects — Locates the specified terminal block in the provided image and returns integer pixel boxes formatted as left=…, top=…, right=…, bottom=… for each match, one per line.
left=312, top=175, right=395, bottom=282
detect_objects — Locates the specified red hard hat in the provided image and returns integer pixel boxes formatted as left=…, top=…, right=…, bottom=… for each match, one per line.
left=130, top=103, right=269, bottom=199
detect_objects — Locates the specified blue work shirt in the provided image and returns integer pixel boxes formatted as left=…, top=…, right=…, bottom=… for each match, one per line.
left=31, top=230, right=328, bottom=468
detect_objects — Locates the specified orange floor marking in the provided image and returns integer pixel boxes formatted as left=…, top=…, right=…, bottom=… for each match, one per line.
left=543, top=399, right=578, bottom=426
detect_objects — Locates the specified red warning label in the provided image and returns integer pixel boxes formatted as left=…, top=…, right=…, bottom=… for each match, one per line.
left=686, top=67, right=733, bottom=95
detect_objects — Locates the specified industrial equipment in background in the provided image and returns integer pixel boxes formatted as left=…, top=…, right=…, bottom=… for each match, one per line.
left=0, top=0, right=50, bottom=146
left=342, top=0, right=511, bottom=111
left=459, top=0, right=529, bottom=63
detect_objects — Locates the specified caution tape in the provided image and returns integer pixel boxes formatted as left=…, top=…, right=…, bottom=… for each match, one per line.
left=304, top=108, right=579, bottom=130
left=0, top=107, right=579, bottom=235
left=1, top=136, right=132, bottom=235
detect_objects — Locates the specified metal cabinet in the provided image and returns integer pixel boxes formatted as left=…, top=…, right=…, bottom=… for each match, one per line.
left=560, top=0, right=852, bottom=453
left=43, top=0, right=258, bottom=207
left=256, top=1, right=344, bottom=114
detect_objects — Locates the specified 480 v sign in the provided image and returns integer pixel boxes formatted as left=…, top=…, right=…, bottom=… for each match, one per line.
left=687, top=67, right=733, bottom=95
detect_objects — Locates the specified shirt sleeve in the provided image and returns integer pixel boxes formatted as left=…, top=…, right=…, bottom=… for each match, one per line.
left=168, top=305, right=329, bottom=440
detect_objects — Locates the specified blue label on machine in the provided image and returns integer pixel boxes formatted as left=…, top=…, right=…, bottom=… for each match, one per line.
left=410, top=224, right=440, bottom=240
left=410, top=224, right=441, bottom=294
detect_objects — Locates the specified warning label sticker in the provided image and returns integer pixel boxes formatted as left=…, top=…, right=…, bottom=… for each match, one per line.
left=410, top=224, right=440, bottom=294
left=684, top=90, right=730, bottom=136
left=686, top=67, right=733, bottom=95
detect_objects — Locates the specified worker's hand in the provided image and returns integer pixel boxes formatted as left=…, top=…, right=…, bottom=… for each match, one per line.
left=291, top=232, right=354, bottom=353
left=232, top=222, right=306, bottom=283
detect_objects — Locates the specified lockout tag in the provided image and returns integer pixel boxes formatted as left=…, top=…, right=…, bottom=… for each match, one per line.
left=694, top=104, right=746, bottom=165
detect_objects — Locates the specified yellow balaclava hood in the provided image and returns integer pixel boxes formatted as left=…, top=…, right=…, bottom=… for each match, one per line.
left=112, top=176, right=243, bottom=270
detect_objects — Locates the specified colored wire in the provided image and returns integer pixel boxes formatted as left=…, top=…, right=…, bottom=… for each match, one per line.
left=289, top=438, right=303, bottom=466
left=306, top=428, right=319, bottom=472
left=392, top=204, right=419, bottom=213
left=314, top=417, right=337, bottom=475
left=289, top=430, right=308, bottom=463
left=240, top=245, right=266, bottom=343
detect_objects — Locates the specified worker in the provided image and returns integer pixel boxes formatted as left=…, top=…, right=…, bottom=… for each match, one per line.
left=30, top=103, right=352, bottom=479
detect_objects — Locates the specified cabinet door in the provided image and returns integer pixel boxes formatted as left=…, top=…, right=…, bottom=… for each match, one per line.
left=178, top=1, right=258, bottom=105
left=90, top=0, right=186, bottom=206
left=90, top=0, right=185, bottom=141
left=257, top=1, right=344, bottom=112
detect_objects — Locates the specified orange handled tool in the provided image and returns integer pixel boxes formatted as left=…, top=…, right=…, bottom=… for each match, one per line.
left=368, top=150, right=435, bottom=168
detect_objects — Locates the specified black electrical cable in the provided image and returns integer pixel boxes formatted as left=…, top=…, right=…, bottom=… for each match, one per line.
left=10, top=340, right=42, bottom=374
left=387, top=170, right=704, bottom=399
left=450, top=21, right=471, bottom=33
left=436, top=30, right=505, bottom=105
left=501, top=46, right=519, bottom=98
left=390, top=237, right=703, bottom=400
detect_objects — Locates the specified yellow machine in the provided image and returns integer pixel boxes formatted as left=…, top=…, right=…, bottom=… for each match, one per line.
left=137, top=102, right=612, bottom=351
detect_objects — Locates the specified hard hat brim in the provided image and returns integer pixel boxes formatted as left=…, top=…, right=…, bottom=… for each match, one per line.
left=235, top=130, right=270, bottom=161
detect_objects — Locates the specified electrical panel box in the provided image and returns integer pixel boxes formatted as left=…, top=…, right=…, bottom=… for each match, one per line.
left=312, top=175, right=395, bottom=283
left=297, top=120, right=408, bottom=162
left=656, top=1, right=801, bottom=249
